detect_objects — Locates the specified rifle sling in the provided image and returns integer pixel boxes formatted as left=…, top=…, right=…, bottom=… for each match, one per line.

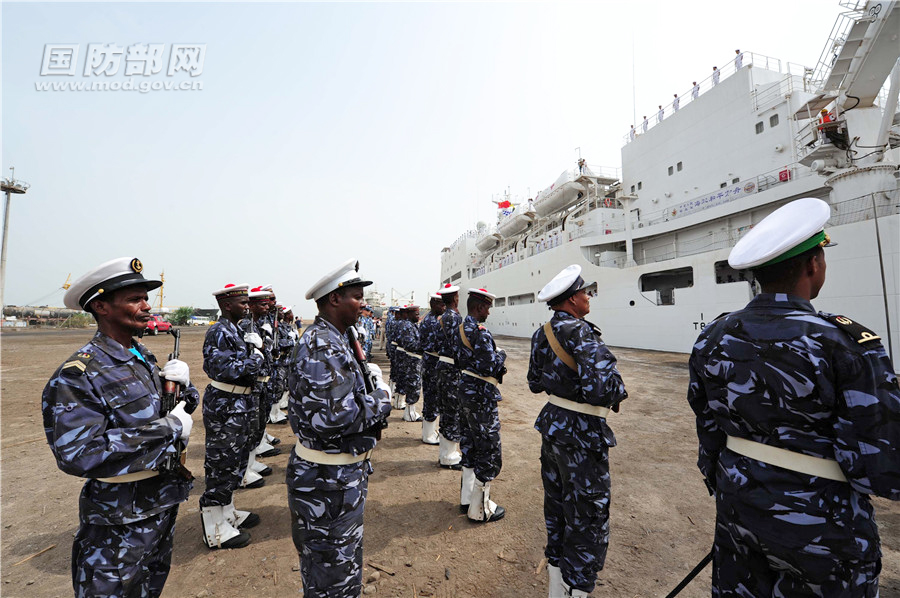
left=543, top=321, right=577, bottom=371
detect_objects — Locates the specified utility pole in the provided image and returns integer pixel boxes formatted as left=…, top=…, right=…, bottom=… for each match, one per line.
left=0, top=168, right=30, bottom=311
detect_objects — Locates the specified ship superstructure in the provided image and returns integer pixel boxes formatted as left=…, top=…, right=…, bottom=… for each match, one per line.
left=440, top=0, right=900, bottom=365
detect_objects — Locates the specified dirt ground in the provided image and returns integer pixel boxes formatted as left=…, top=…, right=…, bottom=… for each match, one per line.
left=2, top=327, right=898, bottom=598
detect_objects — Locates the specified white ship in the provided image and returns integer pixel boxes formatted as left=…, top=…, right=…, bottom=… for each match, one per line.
left=440, top=0, right=900, bottom=366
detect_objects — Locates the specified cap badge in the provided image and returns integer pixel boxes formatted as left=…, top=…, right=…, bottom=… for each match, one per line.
left=130, top=258, right=143, bottom=273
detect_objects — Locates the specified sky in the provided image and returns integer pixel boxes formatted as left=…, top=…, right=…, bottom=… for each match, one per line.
left=2, top=0, right=842, bottom=316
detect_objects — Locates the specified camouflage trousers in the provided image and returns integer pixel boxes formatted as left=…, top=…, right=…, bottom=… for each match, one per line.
left=397, top=354, right=421, bottom=404
left=436, top=364, right=461, bottom=442
left=200, top=406, right=252, bottom=507
left=421, top=356, right=440, bottom=421
left=540, top=439, right=610, bottom=594
left=249, top=389, right=267, bottom=447
left=287, top=455, right=369, bottom=598
left=712, top=512, right=881, bottom=597
left=459, top=378, right=502, bottom=482
left=72, top=506, right=178, bottom=598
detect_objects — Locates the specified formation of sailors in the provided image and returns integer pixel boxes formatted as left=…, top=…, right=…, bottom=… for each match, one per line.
left=40, top=195, right=900, bottom=597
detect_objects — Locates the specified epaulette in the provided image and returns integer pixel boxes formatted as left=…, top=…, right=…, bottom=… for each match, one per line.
left=62, top=351, right=93, bottom=375
left=584, top=319, right=603, bottom=336
left=713, top=312, right=730, bottom=322
left=820, top=313, right=882, bottom=345
left=477, top=325, right=486, bottom=331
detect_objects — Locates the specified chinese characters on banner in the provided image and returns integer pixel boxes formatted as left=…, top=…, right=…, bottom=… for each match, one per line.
left=670, top=181, right=757, bottom=219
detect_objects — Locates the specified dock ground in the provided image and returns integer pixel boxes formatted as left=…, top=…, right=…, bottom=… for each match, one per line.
left=2, top=327, right=898, bottom=597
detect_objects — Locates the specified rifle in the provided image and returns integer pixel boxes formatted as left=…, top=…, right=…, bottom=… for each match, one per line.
left=159, top=328, right=192, bottom=480
left=160, top=328, right=181, bottom=416
left=347, top=326, right=388, bottom=439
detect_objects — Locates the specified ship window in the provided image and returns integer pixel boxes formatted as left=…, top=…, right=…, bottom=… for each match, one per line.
left=630, top=185, right=635, bottom=193
left=755, top=121, right=764, bottom=134
left=494, top=297, right=506, bottom=307
left=715, top=260, right=756, bottom=285
left=637, top=181, right=642, bottom=190
left=769, top=114, right=779, bottom=127
left=668, top=166, right=674, bottom=176
left=640, top=267, right=694, bottom=306
left=508, top=293, right=535, bottom=306
left=732, top=177, right=739, bottom=184
left=677, top=162, right=683, bottom=172
left=451, top=271, right=462, bottom=282
left=720, top=182, right=727, bottom=188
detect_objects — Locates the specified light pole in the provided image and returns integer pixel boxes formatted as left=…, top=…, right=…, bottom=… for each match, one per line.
left=0, top=168, right=30, bottom=311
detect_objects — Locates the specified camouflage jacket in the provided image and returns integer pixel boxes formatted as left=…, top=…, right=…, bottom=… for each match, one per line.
left=419, top=312, right=442, bottom=367
left=688, top=293, right=900, bottom=561
left=397, top=319, right=420, bottom=355
left=42, top=331, right=199, bottom=525
left=455, top=314, right=506, bottom=380
left=438, top=308, right=462, bottom=363
left=528, top=311, right=627, bottom=450
left=202, top=318, right=264, bottom=412
left=287, top=316, right=391, bottom=457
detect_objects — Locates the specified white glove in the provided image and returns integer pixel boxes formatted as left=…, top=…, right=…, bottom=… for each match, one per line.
left=160, top=359, right=190, bottom=386
left=170, top=401, right=193, bottom=439
left=289, top=330, right=299, bottom=340
left=375, top=377, right=392, bottom=404
left=252, top=348, right=264, bottom=359
left=261, top=323, right=273, bottom=334
left=244, top=332, right=263, bottom=348
left=368, top=363, right=384, bottom=380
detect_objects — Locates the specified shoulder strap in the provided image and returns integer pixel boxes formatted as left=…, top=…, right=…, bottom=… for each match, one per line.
left=459, top=323, right=474, bottom=350
left=820, top=313, right=882, bottom=345
left=543, top=321, right=577, bottom=371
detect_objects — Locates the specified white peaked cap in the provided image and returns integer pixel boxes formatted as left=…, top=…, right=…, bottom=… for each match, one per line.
left=729, top=198, right=832, bottom=269
left=305, top=259, right=373, bottom=301
left=438, top=283, right=460, bottom=295
left=538, top=265, right=586, bottom=304
left=64, top=257, right=161, bottom=311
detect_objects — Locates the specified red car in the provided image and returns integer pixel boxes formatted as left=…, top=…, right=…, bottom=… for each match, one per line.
left=145, top=315, right=173, bottom=335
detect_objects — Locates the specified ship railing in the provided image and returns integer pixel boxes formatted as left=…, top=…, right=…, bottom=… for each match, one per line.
left=624, top=51, right=790, bottom=143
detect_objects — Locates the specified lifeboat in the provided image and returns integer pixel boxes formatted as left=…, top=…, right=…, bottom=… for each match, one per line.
left=497, top=206, right=535, bottom=238
left=532, top=170, right=586, bottom=217
left=475, top=231, right=502, bottom=252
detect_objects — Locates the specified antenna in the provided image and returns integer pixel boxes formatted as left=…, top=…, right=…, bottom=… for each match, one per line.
left=62, top=273, right=72, bottom=290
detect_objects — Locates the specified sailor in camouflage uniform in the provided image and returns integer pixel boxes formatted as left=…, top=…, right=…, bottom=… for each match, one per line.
left=397, top=305, right=424, bottom=422
left=42, top=257, right=197, bottom=598
left=436, top=284, right=464, bottom=469
left=359, top=306, right=376, bottom=359
left=528, top=265, right=628, bottom=597
left=419, top=293, right=446, bottom=444
left=456, top=287, right=507, bottom=522
left=688, top=198, right=900, bottom=597
left=269, top=304, right=295, bottom=424
left=287, top=259, right=391, bottom=598
left=199, top=283, right=265, bottom=550
left=385, top=307, right=403, bottom=407
left=237, top=286, right=278, bottom=488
